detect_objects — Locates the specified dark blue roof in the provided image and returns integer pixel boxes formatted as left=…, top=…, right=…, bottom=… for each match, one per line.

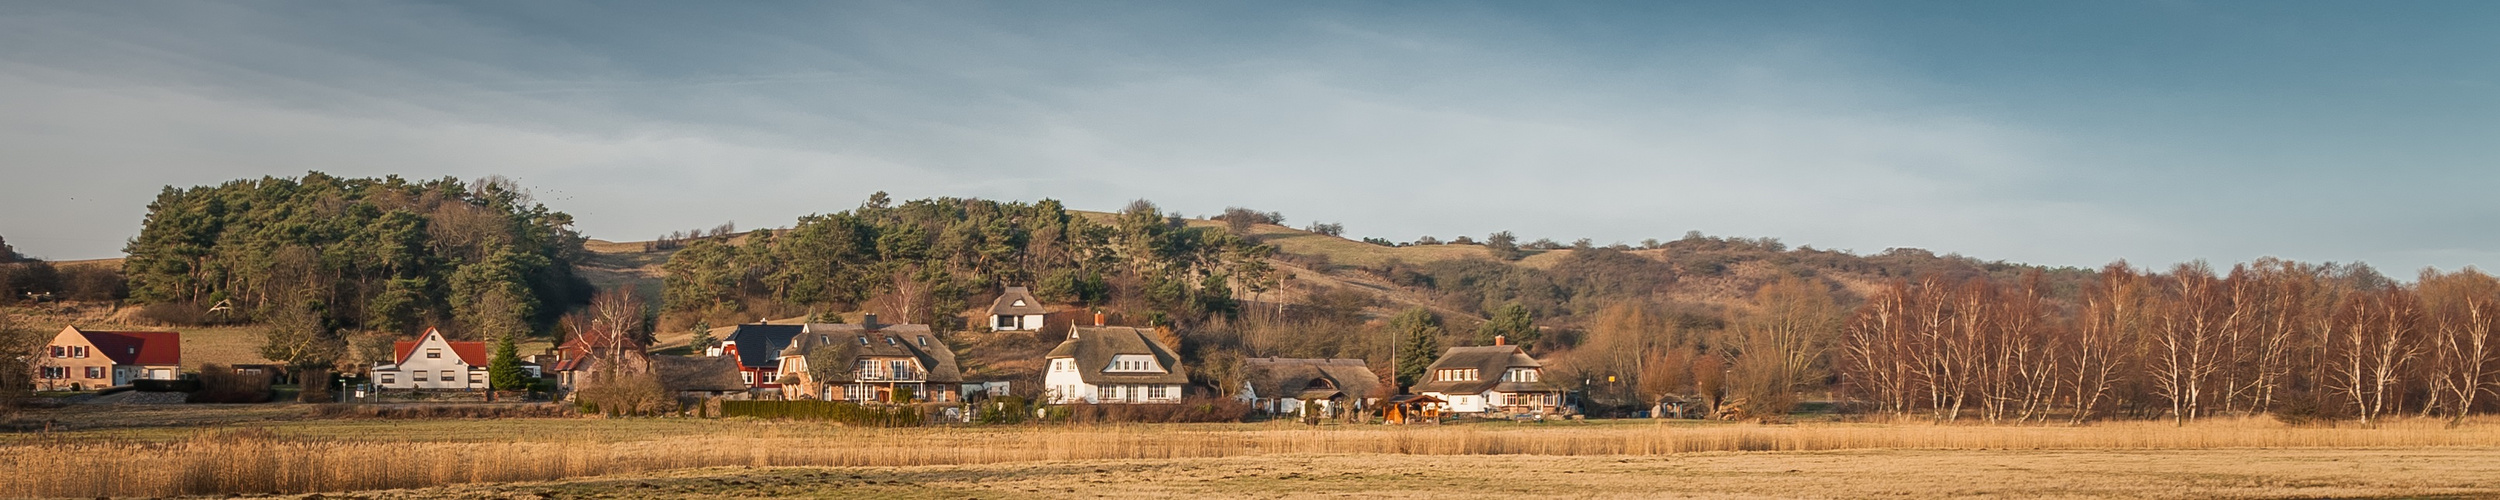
left=724, top=324, right=802, bottom=368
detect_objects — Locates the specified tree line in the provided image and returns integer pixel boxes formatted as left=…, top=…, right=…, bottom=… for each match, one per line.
left=660, top=195, right=1277, bottom=330
left=1838, top=260, right=2500, bottom=424
left=118, top=172, right=592, bottom=369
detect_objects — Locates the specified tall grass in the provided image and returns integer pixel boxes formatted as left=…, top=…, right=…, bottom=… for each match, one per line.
left=8, top=417, right=2500, bottom=497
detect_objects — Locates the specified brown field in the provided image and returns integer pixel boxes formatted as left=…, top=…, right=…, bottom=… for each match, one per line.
left=8, top=405, right=2500, bottom=498
left=326, top=449, right=2500, bottom=499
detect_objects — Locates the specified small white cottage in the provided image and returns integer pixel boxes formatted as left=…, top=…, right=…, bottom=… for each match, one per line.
left=987, top=286, right=1049, bottom=331
left=371, top=327, right=491, bottom=390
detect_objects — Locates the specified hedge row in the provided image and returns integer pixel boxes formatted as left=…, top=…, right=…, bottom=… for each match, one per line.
left=720, top=400, right=924, bottom=426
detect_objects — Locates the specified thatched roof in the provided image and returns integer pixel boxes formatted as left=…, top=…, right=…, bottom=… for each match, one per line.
left=1243, top=357, right=1383, bottom=401
left=777, top=322, right=962, bottom=383
left=989, top=286, right=1048, bottom=315
left=1045, top=326, right=1189, bottom=385
left=652, top=355, right=747, bottom=393
left=1409, top=345, right=1558, bottom=394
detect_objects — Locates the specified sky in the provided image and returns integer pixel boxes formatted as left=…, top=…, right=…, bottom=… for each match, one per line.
left=1, top=1, right=2495, bottom=274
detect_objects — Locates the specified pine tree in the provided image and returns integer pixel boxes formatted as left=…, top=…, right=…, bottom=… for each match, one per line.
left=688, top=320, right=715, bottom=351
left=1476, top=302, right=1535, bottom=347
left=1392, top=307, right=1444, bottom=390
left=488, top=334, right=528, bottom=390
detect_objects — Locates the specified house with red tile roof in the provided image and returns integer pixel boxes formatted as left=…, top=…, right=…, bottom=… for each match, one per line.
left=371, top=327, right=491, bottom=390
left=37, top=326, right=181, bottom=390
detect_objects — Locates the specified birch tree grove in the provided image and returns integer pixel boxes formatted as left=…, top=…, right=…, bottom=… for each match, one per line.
left=1838, top=260, right=2500, bottom=423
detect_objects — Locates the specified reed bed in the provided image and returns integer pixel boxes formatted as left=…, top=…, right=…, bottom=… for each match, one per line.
left=9, top=417, right=2500, bottom=498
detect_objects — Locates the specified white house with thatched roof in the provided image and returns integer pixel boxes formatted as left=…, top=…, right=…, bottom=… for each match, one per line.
left=1410, top=337, right=1562, bottom=415
left=1042, top=316, right=1187, bottom=404
left=988, top=286, right=1048, bottom=331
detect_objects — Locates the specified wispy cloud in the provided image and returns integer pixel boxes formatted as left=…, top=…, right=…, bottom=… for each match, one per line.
left=0, top=2, right=2487, bottom=275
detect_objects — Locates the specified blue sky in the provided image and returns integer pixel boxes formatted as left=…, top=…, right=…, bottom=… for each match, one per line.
left=2, top=1, right=2495, bottom=274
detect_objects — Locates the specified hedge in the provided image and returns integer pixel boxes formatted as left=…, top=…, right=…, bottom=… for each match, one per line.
left=720, top=400, right=924, bottom=426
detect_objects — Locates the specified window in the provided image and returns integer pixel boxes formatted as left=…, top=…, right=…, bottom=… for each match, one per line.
left=73, top=346, right=87, bottom=358
left=1504, top=368, right=1539, bottom=383
left=49, top=346, right=63, bottom=358
left=381, top=374, right=396, bottom=384
left=426, top=348, right=442, bottom=359
left=917, top=336, right=929, bottom=347
left=741, top=371, right=755, bottom=384
left=1012, top=299, right=1026, bottom=307
left=1436, top=368, right=1480, bottom=382
left=1149, top=386, right=1169, bottom=399
left=41, top=367, right=65, bottom=379
left=85, top=367, right=105, bottom=379
left=439, top=371, right=455, bottom=382
left=820, top=335, right=830, bottom=344
left=469, top=372, right=484, bottom=385
left=885, top=336, right=897, bottom=346
left=844, top=385, right=872, bottom=401
left=889, top=360, right=912, bottom=379
left=858, top=336, right=869, bottom=345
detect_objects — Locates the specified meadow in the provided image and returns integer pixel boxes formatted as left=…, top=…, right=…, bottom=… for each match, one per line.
left=7, top=405, right=2500, bottom=498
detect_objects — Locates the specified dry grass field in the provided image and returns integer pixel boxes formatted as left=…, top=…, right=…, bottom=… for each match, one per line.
left=318, top=449, right=2500, bottom=499
left=8, top=405, right=2500, bottom=498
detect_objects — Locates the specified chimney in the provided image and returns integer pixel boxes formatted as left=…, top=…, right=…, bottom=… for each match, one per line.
left=863, top=313, right=880, bottom=328
left=1094, top=311, right=1106, bottom=327
left=1494, top=335, right=1506, bottom=346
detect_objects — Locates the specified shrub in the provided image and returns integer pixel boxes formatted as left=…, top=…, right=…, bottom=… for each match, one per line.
left=719, top=400, right=924, bottom=427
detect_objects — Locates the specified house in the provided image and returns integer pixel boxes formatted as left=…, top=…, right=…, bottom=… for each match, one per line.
left=773, top=316, right=963, bottom=403
left=1409, top=337, right=1563, bottom=416
left=1042, top=317, right=1188, bottom=404
left=37, top=326, right=180, bottom=391
left=987, top=286, right=1049, bottom=331
left=372, top=328, right=490, bottom=390
left=550, top=328, right=650, bottom=392
left=713, top=323, right=802, bottom=391
left=1238, top=357, right=1383, bottom=418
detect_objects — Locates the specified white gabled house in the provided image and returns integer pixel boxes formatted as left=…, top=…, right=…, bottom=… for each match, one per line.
left=988, top=286, right=1049, bottom=331
left=371, top=327, right=491, bottom=390
left=1042, top=318, right=1187, bottom=404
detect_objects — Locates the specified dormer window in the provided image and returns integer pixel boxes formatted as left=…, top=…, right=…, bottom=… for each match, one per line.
left=820, top=335, right=830, bottom=344
left=917, top=336, right=929, bottom=347
left=1504, top=368, right=1540, bottom=383
left=858, top=336, right=869, bottom=345
left=1105, top=354, right=1162, bottom=373
left=1012, top=299, right=1026, bottom=307
left=1436, top=368, right=1479, bottom=382
left=885, top=336, right=897, bottom=346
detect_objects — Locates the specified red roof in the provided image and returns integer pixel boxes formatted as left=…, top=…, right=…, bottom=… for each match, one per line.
left=82, top=330, right=181, bottom=366
left=393, top=336, right=491, bottom=366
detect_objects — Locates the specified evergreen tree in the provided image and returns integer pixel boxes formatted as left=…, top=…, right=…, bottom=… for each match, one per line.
left=1391, top=307, right=1445, bottom=390
left=1476, top=302, right=1535, bottom=347
left=488, top=334, right=528, bottom=390
left=688, top=320, right=715, bottom=350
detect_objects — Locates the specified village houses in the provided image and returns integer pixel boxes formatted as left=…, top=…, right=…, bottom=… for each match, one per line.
left=37, top=326, right=180, bottom=391
left=1042, top=315, right=1188, bottom=404
left=1410, top=337, right=1564, bottom=416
